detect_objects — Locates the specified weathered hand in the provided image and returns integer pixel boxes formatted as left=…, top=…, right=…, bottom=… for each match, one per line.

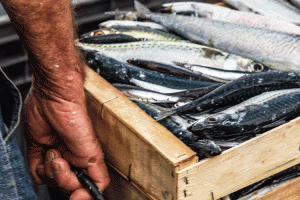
left=23, top=84, right=110, bottom=199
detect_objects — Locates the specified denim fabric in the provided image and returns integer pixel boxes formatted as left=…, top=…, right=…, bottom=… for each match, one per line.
left=0, top=68, right=38, bottom=200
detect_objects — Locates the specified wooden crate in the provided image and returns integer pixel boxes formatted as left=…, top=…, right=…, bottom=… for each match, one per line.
left=84, top=67, right=300, bottom=200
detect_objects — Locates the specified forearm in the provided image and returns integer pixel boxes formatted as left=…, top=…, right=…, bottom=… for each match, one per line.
left=2, top=0, right=85, bottom=101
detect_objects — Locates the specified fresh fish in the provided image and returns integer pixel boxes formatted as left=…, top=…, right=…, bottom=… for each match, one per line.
left=131, top=100, right=222, bottom=158
left=81, top=26, right=186, bottom=42
left=291, top=0, right=300, bottom=9
left=112, top=83, right=191, bottom=103
left=193, top=139, right=222, bottom=158
left=175, top=62, right=262, bottom=83
left=85, top=51, right=215, bottom=93
left=114, top=83, right=222, bottom=99
left=190, top=2, right=300, bottom=35
left=222, top=0, right=300, bottom=25
left=163, top=84, right=222, bottom=99
left=99, top=20, right=168, bottom=31
left=127, top=58, right=217, bottom=82
left=134, top=0, right=300, bottom=71
left=189, top=88, right=300, bottom=138
left=79, top=34, right=140, bottom=44
left=78, top=40, right=260, bottom=72
left=156, top=71, right=300, bottom=120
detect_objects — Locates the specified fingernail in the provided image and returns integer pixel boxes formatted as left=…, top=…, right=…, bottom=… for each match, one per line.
left=52, top=162, right=60, bottom=174
left=46, top=151, right=56, bottom=163
left=50, top=151, right=56, bottom=159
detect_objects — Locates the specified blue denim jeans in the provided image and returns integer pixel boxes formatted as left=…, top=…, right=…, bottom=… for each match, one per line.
left=0, top=68, right=38, bottom=200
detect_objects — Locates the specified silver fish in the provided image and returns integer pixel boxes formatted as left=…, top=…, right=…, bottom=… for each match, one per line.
left=134, top=0, right=300, bottom=71
left=78, top=41, right=259, bottom=71
left=86, top=51, right=214, bottom=93
left=81, top=26, right=186, bottom=42
left=99, top=20, right=168, bottom=31
left=176, top=63, right=262, bottom=83
left=189, top=88, right=300, bottom=137
left=223, top=0, right=300, bottom=24
left=112, top=83, right=191, bottom=103
left=191, top=2, right=300, bottom=35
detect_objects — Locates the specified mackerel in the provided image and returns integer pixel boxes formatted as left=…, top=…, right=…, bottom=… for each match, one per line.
left=81, top=26, right=186, bottom=42
left=85, top=51, right=214, bottom=93
left=134, top=0, right=300, bottom=71
left=189, top=88, right=300, bottom=137
left=112, top=84, right=191, bottom=103
left=78, top=40, right=259, bottom=71
left=79, top=34, right=140, bottom=44
left=175, top=63, right=261, bottom=83
left=156, top=71, right=300, bottom=120
left=99, top=20, right=168, bottom=31
left=223, top=0, right=300, bottom=24
left=127, top=58, right=217, bottom=82
left=190, top=2, right=300, bottom=35
left=132, top=100, right=222, bottom=158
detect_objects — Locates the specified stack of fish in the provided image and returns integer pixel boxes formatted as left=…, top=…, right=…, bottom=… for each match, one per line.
left=78, top=1, right=300, bottom=198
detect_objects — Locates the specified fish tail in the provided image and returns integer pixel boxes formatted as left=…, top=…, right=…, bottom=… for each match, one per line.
left=154, top=109, right=177, bottom=121
left=134, top=0, right=152, bottom=17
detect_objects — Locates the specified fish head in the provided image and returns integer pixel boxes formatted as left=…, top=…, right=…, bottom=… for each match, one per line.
left=80, top=28, right=117, bottom=39
left=193, top=139, right=222, bottom=158
left=188, top=113, right=232, bottom=133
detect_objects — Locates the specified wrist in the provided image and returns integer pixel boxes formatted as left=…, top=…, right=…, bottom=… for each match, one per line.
left=32, top=67, right=86, bottom=102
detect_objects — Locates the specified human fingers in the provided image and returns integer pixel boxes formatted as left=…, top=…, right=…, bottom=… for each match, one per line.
left=50, top=157, right=83, bottom=191
left=27, top=141, right=46, bottom=185
left=84, top=150, right=110, bottom=192
left=69, top=189, right=94, bottom=200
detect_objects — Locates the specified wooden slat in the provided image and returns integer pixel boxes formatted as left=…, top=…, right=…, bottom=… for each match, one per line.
left=176, top=116, right=300, bottom=200
left=104, top=164, right=152, bottom=200
left=254, top=176, right=300, bottom=200
left=84, top=67, right=198, bottom=200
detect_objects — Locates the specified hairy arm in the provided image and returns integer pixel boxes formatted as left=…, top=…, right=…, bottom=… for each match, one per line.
left=2, top=0, right=110, bottom=199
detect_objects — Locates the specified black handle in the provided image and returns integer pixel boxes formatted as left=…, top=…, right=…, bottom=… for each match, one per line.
left=71, top=165, right=106, bottom=200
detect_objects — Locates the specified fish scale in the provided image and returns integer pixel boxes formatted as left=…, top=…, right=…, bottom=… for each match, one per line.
left=155, top=71, right=300, bottom=120
left=134, top=0, right=300, bottom=71
left=85, top=51, right=214, bottom=93
left=189, top=88, right=300, bottom=138
left=78, top=40, right=258, bottom=71
left=223, top=0, right=300, bottom=24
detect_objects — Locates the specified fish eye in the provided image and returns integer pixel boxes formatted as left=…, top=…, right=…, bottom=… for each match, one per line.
left=95, top=31, right=105, bottom=36
left=207, top=117, right=217, bottom=123
left=251, top=63, right=264, bottom=72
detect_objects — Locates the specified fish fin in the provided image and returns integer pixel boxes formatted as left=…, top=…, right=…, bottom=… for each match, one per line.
left=154, top=109, right=177, bottom=121
left=173, top=61, right=187, bottom=67
left=165, top=2, right=174, bottom=12
left=134, top=0, right=152, bottom=17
